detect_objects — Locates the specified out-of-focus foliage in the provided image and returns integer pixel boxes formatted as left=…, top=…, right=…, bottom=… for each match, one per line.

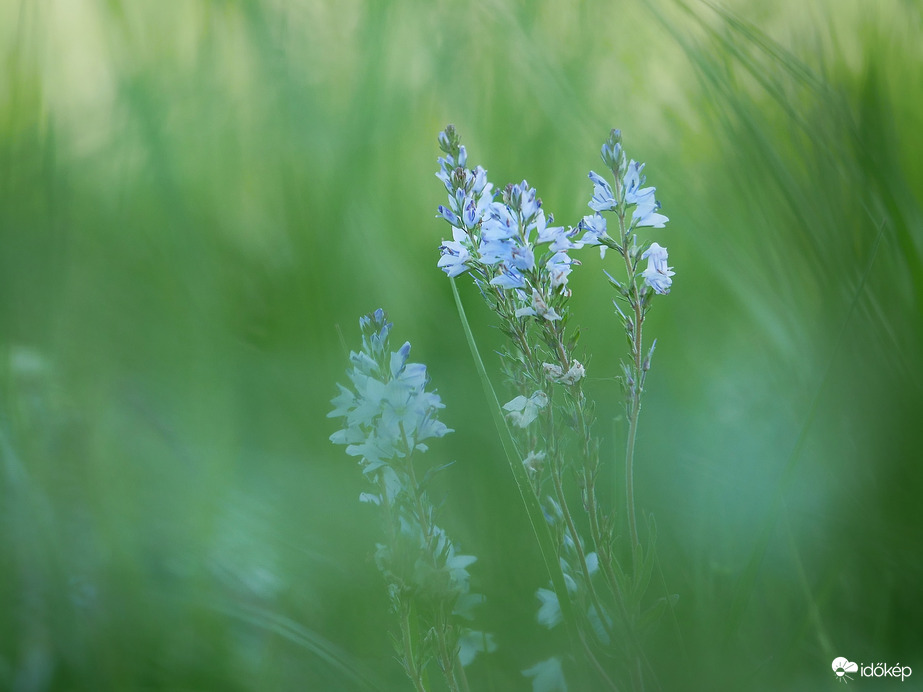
left=1, top=0, right=920, bottom=689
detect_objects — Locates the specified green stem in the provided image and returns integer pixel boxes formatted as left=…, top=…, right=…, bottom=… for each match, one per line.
left=454, top=653, right=471, bottom=692
left=449, top=278, right=580, bottom=636
left=398, top=423, right=435, bottom=549
left=550, top=464, right=612, bottom=642
left=618, top=213, right=644, bottom=552
left=400, top=601, right=428, bottom=692
left=624, top=397, right=641, bottom=550
left=382, top=473, right=428, bottom=692
left=435, top=608, right=461, bottom=692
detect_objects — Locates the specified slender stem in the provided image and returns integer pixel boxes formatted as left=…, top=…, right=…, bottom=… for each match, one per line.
left=449, top=278, right=580, bottom=634
left=382, top=473, right=428, bottom=692
left=578, top=628, right=621, bottom=692
left=618, top=210, right=644, bottom=551
left=399, top=423, right=435, bottom=549
left=400, top=601, right=428, bottom=692
left=398, top=427, right=465, bottom=692
left=614, top=185, right=651, bottom=691
left=455, top=652, right=471, bottom=692
left=435, top=608, right=461, bottom=692
left=624, top=398, right=641, bottom=550
left=550, top=465, right=611, bottom=642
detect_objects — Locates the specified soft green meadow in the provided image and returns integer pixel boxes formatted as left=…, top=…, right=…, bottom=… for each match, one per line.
left=1, top=1, right=921, bottom=690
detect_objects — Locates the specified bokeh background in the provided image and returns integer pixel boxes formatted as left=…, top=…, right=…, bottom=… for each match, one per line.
left=1, top=0, right=921, bottom=690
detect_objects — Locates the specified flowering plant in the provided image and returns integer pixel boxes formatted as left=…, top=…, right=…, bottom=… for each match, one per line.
left=329, top=308, right=492, bottom=692
left=327, top=126, right=677, bottom=692
left=435, top=125, right=677, bottom=691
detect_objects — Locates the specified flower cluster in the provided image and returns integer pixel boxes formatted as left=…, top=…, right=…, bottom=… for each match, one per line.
left=436, top=126, right=585, bottom=326
left=578, top=128, right=674, bottom=295
left=329, top=308, right=451, bottom=481
left=430, top=126, right=678, bottom=691
left=329, top=309, right=493, bottom=690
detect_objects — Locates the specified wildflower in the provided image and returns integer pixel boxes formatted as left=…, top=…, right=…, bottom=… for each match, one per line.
left=586, top=142, right=669, bottom=232
left=438, top=229, right=473, bottom=278
left=328, top=309, right=452, bottom=474
left=482, top=202, right=518, bottom=242
left=535, top=589, right=562, bottom=629
left=588, top=171, right=617, bottom=212
left=510, top=245, right=536, bottom=272
left=490, top=266, right=527, bottom=290
left=329, top=308, right=493, bottom=683
left=523, top=657, right=568, bottom=692
left=632, top=200, right=669, bottom=229
left=542, top=360, right=586, bottom=385
left=522, top=450, right=546, bottom=474
left=435, top=132, right=497, bottom=279
left=640, top=242, right=675, bottom=294
left=578, top=213, right=609, bottom=257
left=623, top=159, right=668, bottom=228
left=503, top=391, right=549, bottom=428
left=434, top=127, right=586, bottom=310
left=546, top=252, right=576, bottom=292
left=515, top=289, right=562, bottom=322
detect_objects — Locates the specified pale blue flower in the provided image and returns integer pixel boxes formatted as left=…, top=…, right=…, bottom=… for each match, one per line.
left=438, top=229, right=473, bottom=278
left=640, top=242, right=675, bottom=294
left=515, top=289, right=562, bottom=322
left=623, top=159, right=669, bottom=228
left=505, top=180, right=541, bottom=222
left=489, top=267, right=526, bottom=289
left=503, top=391, right=549, bottom=427
left=481, top=202, right=518, bottom=241
left=622, top=160, right=650, bottom=204
left=523, top=657, right=567, bottom=692
left=478, top=237, right=515, bottom=266
left=536, top=214, right=582, bottom=253
left=578, top=213, right=609, bottom=257
left=535, top=588, right=561, bottom=629
left=632, top=199, right=669, bottom=228
left=545, top=252, right=576, bottom=291
left=462, top=197, right=480, bottom=228
left=587, top=171, right=616, bottom=212
left=458, top=630, right=497, bottom=667
left=470, top=165, right=490, bottom=195
left=510, top=245, right=535, bottom=272
left=437, top=205, right=460, bottom=226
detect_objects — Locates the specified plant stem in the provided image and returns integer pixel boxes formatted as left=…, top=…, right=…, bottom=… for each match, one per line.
left=449, top=278, right=581, bottom=639
left=382, top=473, right=429, bottom=692
left=618, top=211, right=644, bottom=552
left=624, top=396, right=641, bottom=550
left=434, top=608, right=461, bottom=692
left=550, top=462, right=610, bottom=631
left=400, top=601, right=428, bottom=692
left=454, top=652, right=471, bottom=692
left=398, top=423, right=435, bottom=549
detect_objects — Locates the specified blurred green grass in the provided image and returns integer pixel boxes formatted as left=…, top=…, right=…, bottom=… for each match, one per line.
left=1, top=0, right=922, bottom=689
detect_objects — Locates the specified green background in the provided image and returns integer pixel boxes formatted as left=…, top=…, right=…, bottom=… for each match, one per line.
left=1, top=0, right=921, bottom=689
